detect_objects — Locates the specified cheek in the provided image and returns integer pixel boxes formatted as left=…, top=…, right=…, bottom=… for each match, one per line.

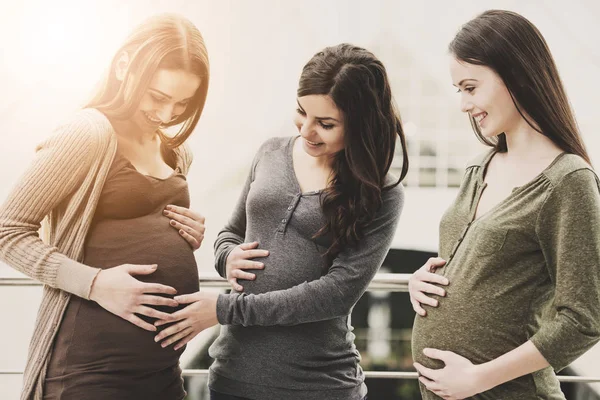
left=293, top=115, right=304, bottom=131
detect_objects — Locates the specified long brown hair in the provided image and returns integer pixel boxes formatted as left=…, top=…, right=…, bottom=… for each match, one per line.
left=449, top=10, right=590, bottom=164
left=298, top=43, right=408, bottom=262
left=87, top=13, right=210, bottom=149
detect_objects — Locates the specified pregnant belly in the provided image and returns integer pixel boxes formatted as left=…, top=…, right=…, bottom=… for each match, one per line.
left=411, top=286, right=528, bottom=370
left=84, top=216, right=199, bottom=295
left=50, top=216, right=200, bottom=373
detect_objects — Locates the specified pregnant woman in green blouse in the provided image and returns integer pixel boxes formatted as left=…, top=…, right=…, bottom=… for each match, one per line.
left=409, top=10, right=600, bottom=400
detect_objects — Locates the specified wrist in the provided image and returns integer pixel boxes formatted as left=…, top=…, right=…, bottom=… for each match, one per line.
left=475, top=361, right=499, bottom=392
left=89, top=270, right=104, bottom=301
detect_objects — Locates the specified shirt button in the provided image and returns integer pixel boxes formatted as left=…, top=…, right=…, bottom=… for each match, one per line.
left=287, top=206, right=293, bottom=210
left=281, top=219, right=287, bottom=223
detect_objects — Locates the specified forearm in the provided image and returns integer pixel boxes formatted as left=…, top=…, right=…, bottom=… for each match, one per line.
left=479, top=341, right=550, bottom=390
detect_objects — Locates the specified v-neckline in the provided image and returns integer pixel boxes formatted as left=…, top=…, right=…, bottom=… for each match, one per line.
left=287, top=135, right=324, bottom=197
left=470, top=149, right=567, bottom=223
left=116, top=148, right=181, bottom=181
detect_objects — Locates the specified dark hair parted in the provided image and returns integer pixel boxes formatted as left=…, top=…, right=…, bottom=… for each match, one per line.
left=87, top=13, right=210, bottom=150
left=449, top=9, right=590, bottom=164
left=298, top=43, right=409, bottom=263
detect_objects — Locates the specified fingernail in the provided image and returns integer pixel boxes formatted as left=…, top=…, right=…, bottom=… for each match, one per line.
left=166, top=205, right=173, bottom=210
left=161, top=343, right=167, bottom=348
left=155, top=336, right=160, bottom=342
left=170, top=220, right=176, bottom=226
left=179, top=230, right=184, bottom=235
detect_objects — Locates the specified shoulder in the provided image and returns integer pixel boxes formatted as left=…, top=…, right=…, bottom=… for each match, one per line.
left=36, top=108, right=115, bottom=157
left=381, top=175, right=405, bottom=216
left=466, top=148, right=495, bottom=170
left=543, top=153, right=597, bottom=188
left=256, top=136, right=292, bottom=156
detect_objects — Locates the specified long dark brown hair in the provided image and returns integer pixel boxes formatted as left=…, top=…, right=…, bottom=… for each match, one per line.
left=449, top=10, right=590, bottom=164
left=298, top=43, right=409, bottom=262
left=87, top=13, right=210, bottom=150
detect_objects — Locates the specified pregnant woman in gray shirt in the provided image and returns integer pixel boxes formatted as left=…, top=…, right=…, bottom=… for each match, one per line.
left=153, top=44, right=409, bottom=399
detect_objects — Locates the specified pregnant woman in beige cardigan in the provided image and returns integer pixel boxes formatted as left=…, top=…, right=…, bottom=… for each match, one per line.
left=0, top=14, right=209, bottom=400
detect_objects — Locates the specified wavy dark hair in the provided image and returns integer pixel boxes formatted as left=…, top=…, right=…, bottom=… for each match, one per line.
left=449, top=10, right=590, bottom=164
left=87, top=13, right=210, bottom=151
left=297, top=43, right=409, bottom=262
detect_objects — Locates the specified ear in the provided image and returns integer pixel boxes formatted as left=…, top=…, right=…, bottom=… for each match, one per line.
left=115, top=51, right=130, bottom=82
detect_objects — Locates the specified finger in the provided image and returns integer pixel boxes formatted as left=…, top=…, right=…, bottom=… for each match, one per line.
left=166, top=211, right=198, bottom=230
left=127, top=314, right=157, bottom=332
left=419, top=271, right=449, bottom=286
left=413, top=362, right=438, bottom=381
left=161, top=326, right=193, bottom=348
left=232, top=269, right=256, bottom=281
left=137, top=306, right=176, bottom=321
left=423, top=348, right=452, bottom=362
left=414, top=291, right=439, bottom=307
left=410, top=299, right=427, bottom=316
left=165, top=204, right=204, bottom=222
left=178, top=229, right=201, bottom=249
left=239, top=242, right=259, bottom=250
left=169, top=219, right=200, bottom=236
left=142, top=283, right=177, bottom=295
left=242, top=249, right=270, bottom=259
left=425, top=257, right=447, bottom=271
left=419, top=376, right=442, bottom=392
left=126, top=264, right=158, bottom=275
left=140, top=295, right=179, bottom=308
left=173, top=292, right=200, bottom=304
left=173, top=331, right=195, bottom=351
left=236, top=260, right=265, bottom=270
left=416, top=281, right=447, bottom=297
left=229, top=277, right=244, bottom=292
left=155, top=320, right=188, bottom=342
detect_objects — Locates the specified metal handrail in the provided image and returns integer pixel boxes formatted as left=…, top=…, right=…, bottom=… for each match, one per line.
left=0, top=273, right=411, bottom=291
left=0, top=369, right=598, bottom=383
left=1, top=274, right=599, bottom=385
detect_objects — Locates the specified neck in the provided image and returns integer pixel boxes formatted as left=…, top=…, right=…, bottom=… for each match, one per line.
left=110, top=118, right=157, bottom=145
left=503, top=119, right=562, bottom=161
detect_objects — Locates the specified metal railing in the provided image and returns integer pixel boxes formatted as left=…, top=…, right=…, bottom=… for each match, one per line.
left=1, top=274, right=599, bottom=384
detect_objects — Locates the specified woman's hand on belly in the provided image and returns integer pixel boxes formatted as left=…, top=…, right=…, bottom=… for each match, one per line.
left=154, top=290, right=219, bottom=350
left=225, top=242, right=269, bottom=291
left=414, top=348, right=492, bottom=400
left=409, top=257, right=449, bottom=316
left=89, top=263, right=180, bottom=332
left=163, top=204, right=206, bottom=251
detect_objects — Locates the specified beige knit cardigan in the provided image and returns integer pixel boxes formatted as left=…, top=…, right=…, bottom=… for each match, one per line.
left=0, top=108, right=193, bottom=399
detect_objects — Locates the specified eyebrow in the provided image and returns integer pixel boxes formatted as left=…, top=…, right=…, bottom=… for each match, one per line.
left=453, top=79, right=478, bottom=87
left=149, top=88, right=193, bottom=101
left=296, top=100, right=341, bottom=123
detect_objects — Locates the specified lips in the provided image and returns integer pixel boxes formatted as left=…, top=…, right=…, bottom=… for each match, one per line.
left=304, top=138, right=323, bottom=146
left=473, top=112, right=487, bottom=126
left=142, top=111, right=162, bottom=126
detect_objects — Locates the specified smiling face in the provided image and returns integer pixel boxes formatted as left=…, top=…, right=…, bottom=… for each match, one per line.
left=130, top=68, right=201, bottom=134
left=294, top=95, right=345, bottom=160
left=449, top=56, right=523, bottom=138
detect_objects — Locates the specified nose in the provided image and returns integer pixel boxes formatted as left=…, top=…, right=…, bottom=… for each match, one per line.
left=156, top=104, right=176, bottom=124
left=460, top=94, right=473, bottom=113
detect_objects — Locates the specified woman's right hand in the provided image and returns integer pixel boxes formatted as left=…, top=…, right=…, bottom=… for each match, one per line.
left=225, top=242, right=269, bottom=291
left=89, top=264, right=179, bottom=331
left=409, top=257, right=449, bottom=317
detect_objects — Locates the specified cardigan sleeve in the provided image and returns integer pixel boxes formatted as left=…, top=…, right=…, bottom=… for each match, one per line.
left=0, top=113, right=105, bottom=299
left=531, top=168, right=600, bottom=371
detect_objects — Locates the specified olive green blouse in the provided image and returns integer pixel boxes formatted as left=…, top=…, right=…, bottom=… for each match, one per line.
left=412, top=150, right=600, bottom=399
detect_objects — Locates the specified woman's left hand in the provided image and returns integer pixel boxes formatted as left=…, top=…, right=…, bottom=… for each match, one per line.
left=163, top=205, right=206, bottom=250
left=413, top=348, right=492, bottom=400
left=154, top=291, right=219, bottom=350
